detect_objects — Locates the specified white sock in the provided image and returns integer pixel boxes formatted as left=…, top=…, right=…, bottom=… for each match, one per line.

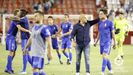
left=86, top=73, right=90, bottom=75
left=101, top=72, right=104, bottom=75
left=109, top=70, right=113, bottom=74
left=76, top=72, right=80, bottom=75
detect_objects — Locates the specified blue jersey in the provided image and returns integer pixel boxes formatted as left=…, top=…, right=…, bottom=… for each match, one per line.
left=20, top=17, right=30, bottom=39
left=6, top=19, right=20, bottom=51
left=60, top=22, right=73, bottom=38
left=98, top=19, right=114, bottom=46
left=7, top=20, right=20, bottom=37
left=47, top=24, right=58, bottom=35
left=33, top=25, right=50, bottom=39
left=47, top=24, right=59, bottom=49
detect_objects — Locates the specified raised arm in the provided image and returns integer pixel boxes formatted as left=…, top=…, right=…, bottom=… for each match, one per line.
left=87, top=18, right=100, bottom=26
left=17, top=25, right=31, bottom=33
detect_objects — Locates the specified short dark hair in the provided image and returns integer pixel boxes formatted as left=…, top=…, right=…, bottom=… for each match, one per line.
left=20, top=9, right=28, bottom=18
left=34, top=11, right=44, bottom=16
left=13, top=9, right=20, bottom=16
left=48, top=16, right=53, bottom=19
left=64, top=13, right=69, bottom=18
left=99, top=8, right=108, bottom=15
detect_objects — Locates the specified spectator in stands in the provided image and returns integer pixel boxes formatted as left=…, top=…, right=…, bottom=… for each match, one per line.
left=128, top=0, right=133, bottom=12
left=43, top=0, right=52, bottom=14
left=60, top=0, right=63, bottom=4
left=33, top=1, right=43, bottom=12
left=115, top=8, right=120, bottom=17
left=108, top=9, right=115, bottom=21
left=50, top=0, right=54, bottom=6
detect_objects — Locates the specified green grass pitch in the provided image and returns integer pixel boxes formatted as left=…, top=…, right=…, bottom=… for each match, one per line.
left=0, top=44, right=133, bottom=75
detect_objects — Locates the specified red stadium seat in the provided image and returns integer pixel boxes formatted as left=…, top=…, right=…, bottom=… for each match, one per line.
left=0, top=0, right=96, bottom=14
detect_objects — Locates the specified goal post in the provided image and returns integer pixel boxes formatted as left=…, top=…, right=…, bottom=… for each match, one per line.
left=1, top=14, right=94, bottom=45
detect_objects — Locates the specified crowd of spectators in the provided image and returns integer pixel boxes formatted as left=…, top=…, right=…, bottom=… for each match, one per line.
left=33, top=0, right=62, bottom=14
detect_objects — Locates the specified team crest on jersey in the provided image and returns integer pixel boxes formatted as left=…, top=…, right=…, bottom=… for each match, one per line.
left=54, top=27, right=56, bottom=29
left=104, top=23, right=107, bottom=27
left=46, top=29, right=50, bottom=35
left=66, top=25, right=68, bottom=28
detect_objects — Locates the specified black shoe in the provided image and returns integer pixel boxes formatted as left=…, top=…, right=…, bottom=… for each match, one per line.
left=11, top=70, right=14, bottom=74
left=59, top=60, right=63, bottom=64
left=121, top=55, right=124, bottom=59
left=67, top=59, right=71, bottom=65
left=5, top=70, right=14, bottom=74
left=45, top=62, right=50, bottom=65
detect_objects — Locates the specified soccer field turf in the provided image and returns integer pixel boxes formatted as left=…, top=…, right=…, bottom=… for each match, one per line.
left=0, top=44, right=133, bottom=75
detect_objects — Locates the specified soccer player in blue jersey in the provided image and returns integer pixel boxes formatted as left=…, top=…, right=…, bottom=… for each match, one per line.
left=46, top=16, right=63, bottom=65
left=5, top=9, right=31, bottom=74
left=24, top=11, right=52, bottom=75
left=56, top=14, right=73, bottom=64
left=19, top=9, right=32, bottom=74
left=94, top=8, right=116, bottom=75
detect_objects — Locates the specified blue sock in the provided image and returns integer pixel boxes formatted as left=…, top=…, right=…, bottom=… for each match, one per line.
left=23, top=55, right=27, bottom=71
left=40, top=71, right=46, bottom=75
left=33, top=72, right=39, bottom=75
left=63, top=52, right=69, bottom=58
left=57, top=53, right=61, bottom=60
left=27, top=54, right=32, bottom=65
left=6, top=55, right=13, bottom=70
left=107, top=59, right=112, bottom=71
left=69, top=52, right=72, bottom=61
left=102, top=58, right=107, bottom=72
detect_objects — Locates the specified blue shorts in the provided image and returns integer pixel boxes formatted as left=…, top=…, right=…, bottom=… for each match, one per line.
left=100, top=42, right=111, bottom=55
left=21, top=39, right=31, bottom=51
left=6, top=36, right=17, bottom=51
left=52, top=38, right=59, bottom=49
left=32, top=56, right=44, bottom=69
left=61, top=38, right=72, bottom=49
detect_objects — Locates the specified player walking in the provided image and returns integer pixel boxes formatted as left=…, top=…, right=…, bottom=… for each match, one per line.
left=94, top=8, right=116, bottom=75
left=56, top=14, right=73, bottom=64
left=24, top=11, right=52, bottom=75
left=46, top=16, right=63, bottom=65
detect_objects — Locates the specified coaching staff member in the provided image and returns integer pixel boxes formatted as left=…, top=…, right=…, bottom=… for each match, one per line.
left=71, top=14, right=99, bottom=75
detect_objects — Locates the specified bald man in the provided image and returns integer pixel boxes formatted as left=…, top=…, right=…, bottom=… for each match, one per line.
left=71, top=14, right=99, bottom=75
